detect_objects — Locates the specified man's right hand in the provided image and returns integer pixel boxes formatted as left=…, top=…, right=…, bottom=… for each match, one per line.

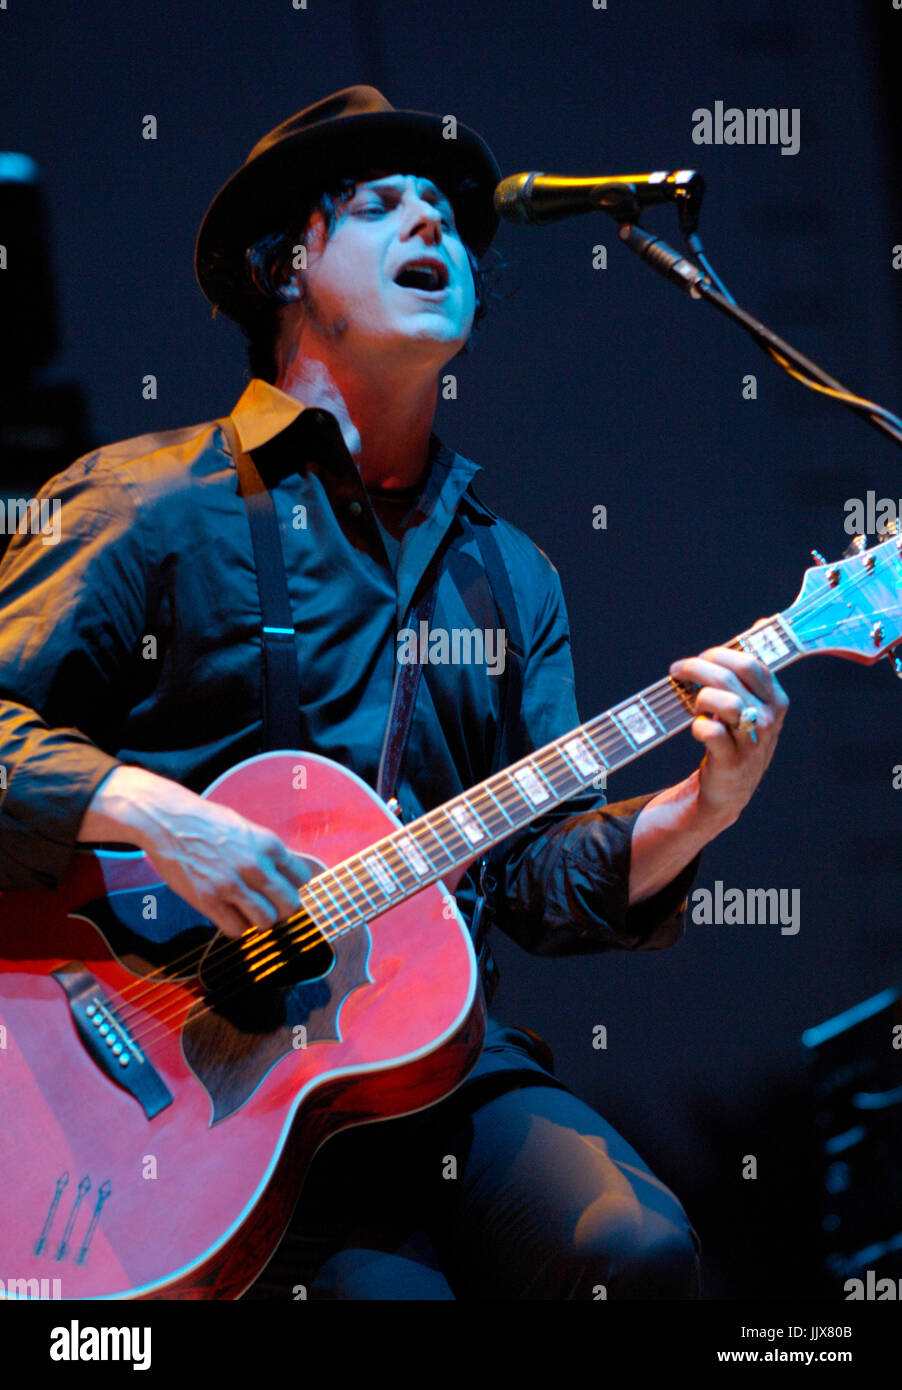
left=79, top=764, right=313, bottom=938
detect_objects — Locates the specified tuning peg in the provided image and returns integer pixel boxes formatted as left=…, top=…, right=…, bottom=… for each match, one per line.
left=843, top=534, right=868, bottom=558
left=890, top=653, right=902, bottom=680
left=809, top=548, right=840, bottom=583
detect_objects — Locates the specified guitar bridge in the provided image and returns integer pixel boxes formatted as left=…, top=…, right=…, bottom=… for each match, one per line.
left=51, top=962, right=173, bottom=1120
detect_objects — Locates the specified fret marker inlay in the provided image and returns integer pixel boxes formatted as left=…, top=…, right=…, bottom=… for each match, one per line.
left=362, top=854, right=395, bottom=897
left=397, top=835, right=429, bottom=876
left=563, top=736, right=604, bottom=775
left=449, top=803, right=486, bottom=844
left=616, top=703, right=656, bottom=744
left=514, top=764, right=550, bottom=804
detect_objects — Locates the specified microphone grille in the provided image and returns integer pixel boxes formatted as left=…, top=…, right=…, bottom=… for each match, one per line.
left=493, top=172, right=540, bottom=224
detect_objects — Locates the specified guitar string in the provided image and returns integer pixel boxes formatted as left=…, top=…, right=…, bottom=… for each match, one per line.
left=111, top=592, right=865, bottom=1054
left=129, top=547, right=900, bottom=1045
left=103, top=562, right=900, bottom=1047
left=125, top=610, right=811, bottom=1015
left=110, top=569, right=889, bottom=1052
left=117, top=666, right=714, bottom=1050
left=116, top=626, right=862, bottom=1055
left=112, top=659, right=724, bottom=1044
left=112, top=673, right=692, bottom=972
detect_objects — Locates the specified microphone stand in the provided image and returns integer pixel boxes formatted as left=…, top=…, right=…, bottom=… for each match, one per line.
left=600, top=185, right=902, bottom=451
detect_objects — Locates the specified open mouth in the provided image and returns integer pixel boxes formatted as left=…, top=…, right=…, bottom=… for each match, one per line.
left=393, top=258, right=450, bottom=294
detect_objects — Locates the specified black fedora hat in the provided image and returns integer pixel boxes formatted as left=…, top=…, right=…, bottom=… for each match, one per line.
left=195, top=84, right=502, bottom=324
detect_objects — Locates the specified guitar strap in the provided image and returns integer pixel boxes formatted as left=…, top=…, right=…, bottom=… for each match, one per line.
left=464, top=512, right=525, bottom=784
left=377, top=509, right=524, bottom=813
left=222, top=415, right=523, bottom=998
left=377, top=509, right=524, bottom=1006
left=375, top=545, right=443, bottom=807
left=461, top=511, right=525, bottom=994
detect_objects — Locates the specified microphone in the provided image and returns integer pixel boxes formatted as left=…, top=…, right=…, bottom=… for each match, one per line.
left=493, top=170, right=705, bottom=231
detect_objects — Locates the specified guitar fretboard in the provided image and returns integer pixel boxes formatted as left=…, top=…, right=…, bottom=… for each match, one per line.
left=297, top=615, right=802, bottom=937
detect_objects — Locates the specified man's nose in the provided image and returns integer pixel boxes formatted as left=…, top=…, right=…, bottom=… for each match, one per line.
left=402, top=197, right=443, bottom=243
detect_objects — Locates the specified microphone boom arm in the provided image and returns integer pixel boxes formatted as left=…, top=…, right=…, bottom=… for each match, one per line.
left=614, top=222, right=902, bottom=451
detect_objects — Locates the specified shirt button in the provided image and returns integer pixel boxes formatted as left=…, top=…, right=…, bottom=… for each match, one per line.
left=349, top=499, right=363, bottom=517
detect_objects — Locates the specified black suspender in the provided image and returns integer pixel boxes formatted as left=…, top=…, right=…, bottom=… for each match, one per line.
left=221, top=416, right=302, bottom=752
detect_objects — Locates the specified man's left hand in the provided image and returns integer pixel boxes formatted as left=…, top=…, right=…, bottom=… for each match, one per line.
left=669, top=636, right=789, bottom=827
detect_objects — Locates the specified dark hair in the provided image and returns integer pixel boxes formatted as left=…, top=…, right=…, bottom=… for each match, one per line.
left=232, top=175, right=505, bottom=382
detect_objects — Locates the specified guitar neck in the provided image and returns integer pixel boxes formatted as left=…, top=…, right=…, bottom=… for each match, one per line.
left=298, top=614, right=804, bottom=933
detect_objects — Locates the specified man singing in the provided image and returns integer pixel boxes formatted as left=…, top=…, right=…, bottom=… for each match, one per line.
left=0, top=86, right=787, bottom=1298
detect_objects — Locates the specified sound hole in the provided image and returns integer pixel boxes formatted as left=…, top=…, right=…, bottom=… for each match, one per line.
left=198, top=913, right=335, bottom=1032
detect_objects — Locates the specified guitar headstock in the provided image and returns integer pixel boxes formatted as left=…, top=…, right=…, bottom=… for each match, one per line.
left=785, top=527, right=902, bottom=664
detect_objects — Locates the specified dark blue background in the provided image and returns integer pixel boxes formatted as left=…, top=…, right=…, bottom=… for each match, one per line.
left=3, top=0, right=901, bottom=1296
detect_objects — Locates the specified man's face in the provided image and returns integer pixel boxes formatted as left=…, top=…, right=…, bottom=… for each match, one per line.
left=292, top=171, right=477, bottom=366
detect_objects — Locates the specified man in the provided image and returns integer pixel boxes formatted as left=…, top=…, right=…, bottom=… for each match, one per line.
left=0, top=87, right=787, bottom=1298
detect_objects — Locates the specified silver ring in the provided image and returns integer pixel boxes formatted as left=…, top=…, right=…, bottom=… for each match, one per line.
left=737, top=706, right=759, bottom=740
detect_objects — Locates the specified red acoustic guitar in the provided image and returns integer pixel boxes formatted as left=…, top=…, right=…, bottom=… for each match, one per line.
left=1, top=535, right=900, bottom=1299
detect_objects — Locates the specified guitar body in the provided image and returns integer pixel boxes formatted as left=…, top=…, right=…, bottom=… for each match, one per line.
left=0, top=751, right=484, bottom=1299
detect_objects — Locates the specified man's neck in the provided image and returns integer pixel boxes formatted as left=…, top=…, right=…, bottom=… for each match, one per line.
left=274, top=353, right=439, bottom=491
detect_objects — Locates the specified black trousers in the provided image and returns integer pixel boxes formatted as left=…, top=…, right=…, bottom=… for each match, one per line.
left=283, top=1076, right=701, bottom=1300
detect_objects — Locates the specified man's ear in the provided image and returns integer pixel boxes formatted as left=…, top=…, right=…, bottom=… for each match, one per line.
left=246, top=234, right=307, bottom=303
left=267, top=240, right=306, bottom=303
left=273, top=269, right=303, bottom=303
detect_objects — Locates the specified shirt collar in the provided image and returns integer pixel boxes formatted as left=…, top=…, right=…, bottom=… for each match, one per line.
left=228, top=377, right=497, bottom=519
left=230, top=378, right=307, bottom=453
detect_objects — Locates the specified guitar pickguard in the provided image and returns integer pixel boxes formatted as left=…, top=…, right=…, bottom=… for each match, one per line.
left=70, top=854, right=375, bottom=1125
left=182, top=922, right=373, bottom=1124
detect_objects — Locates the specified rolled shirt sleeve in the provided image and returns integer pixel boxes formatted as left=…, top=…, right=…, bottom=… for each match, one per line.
left=0, top=457, right=145, bottom=888
left=489, top=551, right=701, bottom=956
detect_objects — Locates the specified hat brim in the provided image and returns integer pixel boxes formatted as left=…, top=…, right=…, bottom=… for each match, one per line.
left=195, top=110, right=501, bottom=323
